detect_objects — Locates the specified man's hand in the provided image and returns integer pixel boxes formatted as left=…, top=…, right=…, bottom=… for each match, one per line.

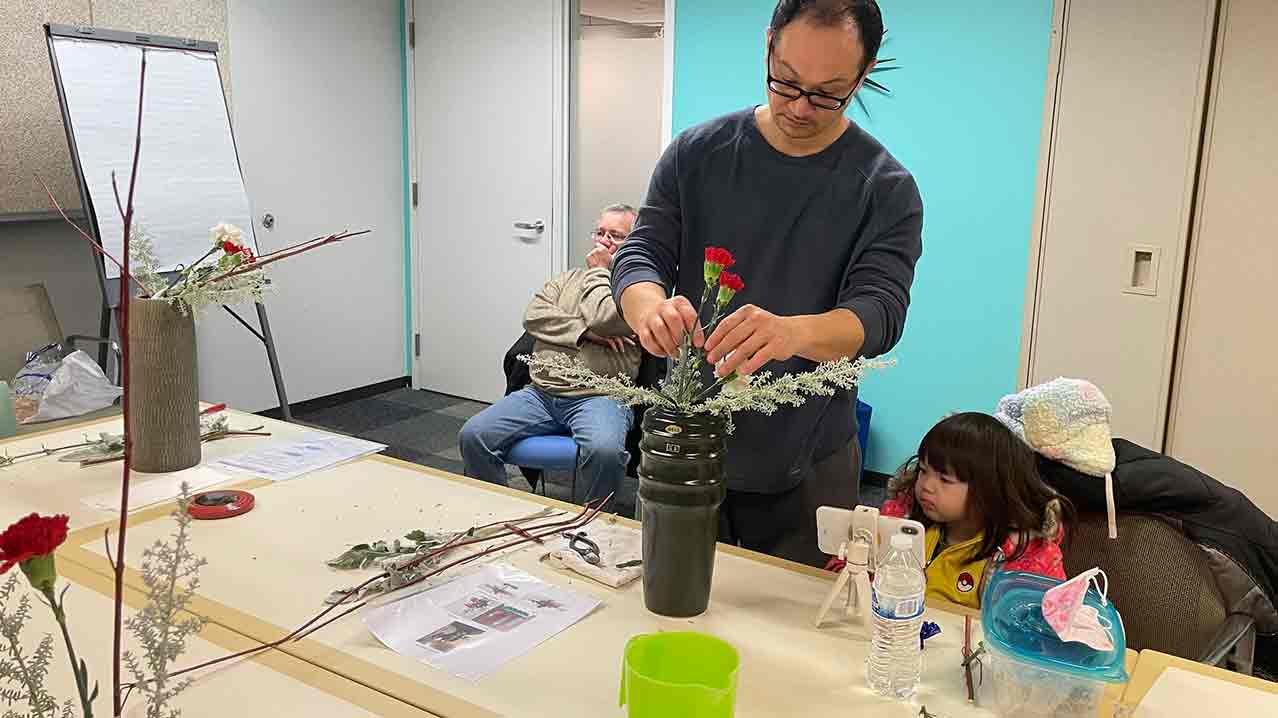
left=632, top=295, right=704, bottom=358
left=705, top=304, right=800, bottom=377
left=582, top=331, right=635, bottom=353
left=585, top=243, right=613, bottom=270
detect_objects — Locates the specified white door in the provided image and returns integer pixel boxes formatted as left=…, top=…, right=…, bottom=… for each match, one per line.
left=228, top=0, right=407, bottom=411
left=413, top=0, right=568, bottom=402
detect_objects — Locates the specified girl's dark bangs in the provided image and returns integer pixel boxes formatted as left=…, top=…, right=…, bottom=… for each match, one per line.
left=918, top=417, right=989, bottom=483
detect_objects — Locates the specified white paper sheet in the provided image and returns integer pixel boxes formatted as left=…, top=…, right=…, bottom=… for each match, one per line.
left=51, top=37, right=256, bottom=277
left=364, top=563, right=601, bottom=681
left=1134, top=666, right=1278, bottom=716
left=210, top=433, right=385, bottom=482
left=81, top=465, right=234, bottom=512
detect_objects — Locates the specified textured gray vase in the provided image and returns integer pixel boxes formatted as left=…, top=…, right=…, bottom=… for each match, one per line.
left=128, top=299, right=200, bottom=472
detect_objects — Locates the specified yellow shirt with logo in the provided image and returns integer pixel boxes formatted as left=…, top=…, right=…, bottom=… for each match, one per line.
left=923, top=526, right=989, bottom=609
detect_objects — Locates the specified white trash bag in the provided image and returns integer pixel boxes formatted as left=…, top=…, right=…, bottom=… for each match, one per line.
left=23, top=350, right=122, bottom=424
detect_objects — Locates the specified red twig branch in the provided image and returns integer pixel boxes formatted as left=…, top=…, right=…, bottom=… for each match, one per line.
left=122, top=497, right=611, bottom=690
left=504, top=523, right=544, bottom=544
left=35, top=175, right=146, bottom=289
left=110, top=173, right=126, bottom=225
left=103, top=529, right=116, bottom=572
left=205, top=230, right=371, bottom=284
left=963, top=616, right=976, bottom=702
left=255, top=232, right=350, bottom=261
left=112, top=48, right=147, bottom=718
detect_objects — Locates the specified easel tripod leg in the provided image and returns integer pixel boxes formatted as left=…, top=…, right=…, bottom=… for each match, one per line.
left=255, top=302, right=291, bottom=421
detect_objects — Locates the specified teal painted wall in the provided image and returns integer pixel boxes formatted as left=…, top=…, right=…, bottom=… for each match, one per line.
left=671, top=0, right=1054, bottom=473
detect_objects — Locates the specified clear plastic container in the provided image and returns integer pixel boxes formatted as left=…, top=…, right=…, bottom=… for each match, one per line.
left=981, top=571, right=1128, bottom=718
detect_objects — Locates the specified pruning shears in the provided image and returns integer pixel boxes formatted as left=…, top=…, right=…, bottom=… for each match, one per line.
left=562, top=531, right=601, bottom=565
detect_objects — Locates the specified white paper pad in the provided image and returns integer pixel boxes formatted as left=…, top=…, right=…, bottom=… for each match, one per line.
left=210, top=433, right=385, bottom=482
left=81, top=465, right=234, bottom=512
left=1134, top=666, right=1278, bottom=716
left=50, top=37, right=256, bottom=278
left=364, top=563, right=601, bottom=681
left=542, top=523, right=643, bottom=588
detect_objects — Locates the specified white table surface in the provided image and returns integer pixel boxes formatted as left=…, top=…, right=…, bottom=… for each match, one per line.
left=7, top=409, right=1137, bottom=717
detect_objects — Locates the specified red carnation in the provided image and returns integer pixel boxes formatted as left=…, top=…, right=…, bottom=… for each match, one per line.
left=222, top=240, right=243, bottom=254
left=715, top=270, right=745, bottom=306
left=718, top=271, right=745, bottom=292
left=0, top=513, right=69, bottom=576
left=703, top=247, right=735, bottom=268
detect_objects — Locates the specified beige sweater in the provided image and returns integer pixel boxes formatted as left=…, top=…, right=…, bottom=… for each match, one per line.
left=523, top=267, right=641, bottom=397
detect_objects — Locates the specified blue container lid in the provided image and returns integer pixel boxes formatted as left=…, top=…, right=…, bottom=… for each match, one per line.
left=980, top=571, right=1128, bottom=684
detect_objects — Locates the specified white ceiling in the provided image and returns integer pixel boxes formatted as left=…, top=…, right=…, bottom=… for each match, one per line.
left=581, top=0, right=664, bottom=25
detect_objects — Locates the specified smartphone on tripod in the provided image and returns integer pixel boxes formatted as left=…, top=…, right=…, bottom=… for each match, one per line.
left=816, top=505, right=926, bottom=569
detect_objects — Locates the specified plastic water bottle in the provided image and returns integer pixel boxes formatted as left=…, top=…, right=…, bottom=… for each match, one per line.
left=867, top=533, right=927, bottom=699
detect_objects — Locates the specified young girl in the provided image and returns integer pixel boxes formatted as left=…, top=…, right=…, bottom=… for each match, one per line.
left=881, top=412, right=1073, bottom=609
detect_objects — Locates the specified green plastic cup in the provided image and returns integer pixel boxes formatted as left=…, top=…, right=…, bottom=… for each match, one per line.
left=619, top=632, right=739, bottom=718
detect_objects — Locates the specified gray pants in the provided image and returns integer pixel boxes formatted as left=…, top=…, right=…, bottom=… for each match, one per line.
left=717, top=440, right=863, bottom=568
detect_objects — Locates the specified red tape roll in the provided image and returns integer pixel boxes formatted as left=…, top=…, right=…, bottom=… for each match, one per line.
left=188, top=490, right=255, bottom=520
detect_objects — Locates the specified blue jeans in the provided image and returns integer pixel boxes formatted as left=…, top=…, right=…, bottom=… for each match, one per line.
left=459, top=387, right=633, bottom=501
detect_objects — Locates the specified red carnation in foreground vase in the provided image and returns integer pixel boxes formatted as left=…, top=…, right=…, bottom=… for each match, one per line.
left=0, top=513, right=69, bottom=591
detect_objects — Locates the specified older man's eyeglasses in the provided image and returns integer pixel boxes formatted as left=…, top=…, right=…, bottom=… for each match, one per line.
left=591, top=228, right=626, bottom=244
left=766, top=46, right=858, bottom=112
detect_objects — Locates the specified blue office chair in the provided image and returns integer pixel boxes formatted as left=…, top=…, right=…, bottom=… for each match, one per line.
left=506, top=434, right=578, bottom=502
left=856, top=398, right=872, bottom=481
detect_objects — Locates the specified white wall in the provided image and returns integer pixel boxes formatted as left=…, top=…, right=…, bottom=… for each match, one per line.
left=572, top=24, right=664, bottom=264
left=222, top=0, right=405, bottom=410
left=0, top=1, right=406, bottom=413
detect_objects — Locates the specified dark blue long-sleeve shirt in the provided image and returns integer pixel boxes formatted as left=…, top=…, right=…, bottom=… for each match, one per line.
left=612, top=107, right=923, bottom=494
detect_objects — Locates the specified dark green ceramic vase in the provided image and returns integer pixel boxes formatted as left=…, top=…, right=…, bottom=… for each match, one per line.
left=638, top=406, right=727, bottom=617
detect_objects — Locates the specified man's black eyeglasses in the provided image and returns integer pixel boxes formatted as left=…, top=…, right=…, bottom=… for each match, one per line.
left=766, top=46, right=860, bottom=112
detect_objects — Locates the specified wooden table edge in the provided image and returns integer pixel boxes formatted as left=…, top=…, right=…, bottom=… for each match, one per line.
left=1118, top=649, right=1278, bottom=708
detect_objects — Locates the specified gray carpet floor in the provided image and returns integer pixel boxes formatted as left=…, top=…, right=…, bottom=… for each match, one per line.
left=291, top=387, right=639, bottom=514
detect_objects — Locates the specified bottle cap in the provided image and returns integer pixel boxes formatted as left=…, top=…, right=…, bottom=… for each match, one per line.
left=891, top=534, right=912, bottom=550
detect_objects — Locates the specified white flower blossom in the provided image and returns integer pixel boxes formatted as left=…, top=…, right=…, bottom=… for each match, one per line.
left=209, top=222, right=243, bottom=248
left=721, top=372, right=752, bottom=396
left=521, top=351, right=893, bottom=433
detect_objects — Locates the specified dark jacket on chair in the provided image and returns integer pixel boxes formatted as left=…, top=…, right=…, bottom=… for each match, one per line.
left=502, top=331, right=667, bottom=484
left=1039, top=439, right=1278, bottom=637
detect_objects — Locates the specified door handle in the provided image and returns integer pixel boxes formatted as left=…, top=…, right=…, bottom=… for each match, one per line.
left=1122, top=244, right=1161, bottom=297
left=514, top=220, right=545, bottom=232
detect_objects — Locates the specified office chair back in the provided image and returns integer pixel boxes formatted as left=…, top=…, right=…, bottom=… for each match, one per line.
left=0, top=284, right=63, bottom=382
left=1063, top=512, right=1228, bottom=661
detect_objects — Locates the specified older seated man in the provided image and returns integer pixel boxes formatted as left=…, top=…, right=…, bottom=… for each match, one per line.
left=459, top=204, right=640, bottom=501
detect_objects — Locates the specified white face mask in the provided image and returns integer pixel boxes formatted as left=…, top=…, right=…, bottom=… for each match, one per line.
left=1041, top=567, right=1115, bottom=652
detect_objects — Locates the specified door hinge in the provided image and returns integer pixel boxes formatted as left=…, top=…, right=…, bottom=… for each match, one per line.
left=411, top=181, right=418, bottom=207
left=408, top=21, right=415, bottom=48
left=414, top=333, right=421, bottom=357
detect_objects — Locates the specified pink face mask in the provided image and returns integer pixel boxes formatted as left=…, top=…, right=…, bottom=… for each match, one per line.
left=1041, top=568, right=1115, bottom=652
